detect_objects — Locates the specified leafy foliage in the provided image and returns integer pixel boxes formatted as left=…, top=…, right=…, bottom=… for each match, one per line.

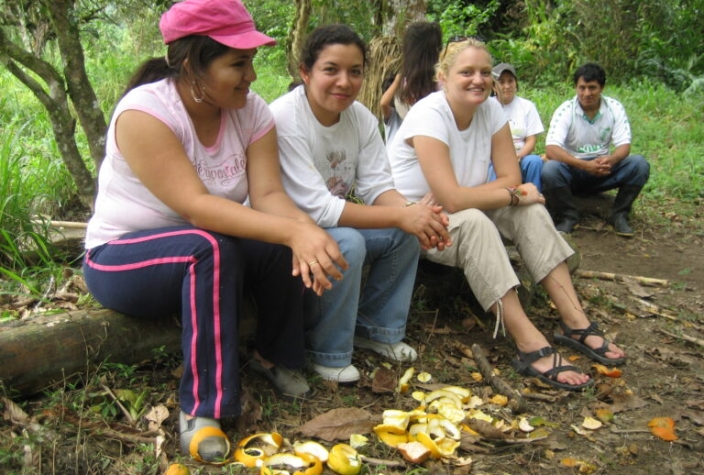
left=427, top=0, right=502, bottom=40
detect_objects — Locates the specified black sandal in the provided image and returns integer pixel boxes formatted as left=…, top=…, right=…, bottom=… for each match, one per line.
left=554, top=321, right=626, bottom=366
left=511, top=346, right=593, bottom=391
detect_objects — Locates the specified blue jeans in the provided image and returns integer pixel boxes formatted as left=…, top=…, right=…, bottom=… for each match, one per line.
left=305, top=227, right=420, bottom=367
left=487, top=154, right=544, bottom=191
left=541, top=154, right=650, bottom=193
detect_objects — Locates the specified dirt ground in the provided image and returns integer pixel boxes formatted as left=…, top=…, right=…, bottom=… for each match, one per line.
left=1, top=198, right=703, bottom=475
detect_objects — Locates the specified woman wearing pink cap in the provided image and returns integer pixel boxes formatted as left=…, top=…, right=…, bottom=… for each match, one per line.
left=82, top=0, right=346, bottom=463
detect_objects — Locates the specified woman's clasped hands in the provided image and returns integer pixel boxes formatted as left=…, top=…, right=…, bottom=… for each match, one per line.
left=400, top=193, right=452, bottom=252
left=289, top=222, right=349, bottom=296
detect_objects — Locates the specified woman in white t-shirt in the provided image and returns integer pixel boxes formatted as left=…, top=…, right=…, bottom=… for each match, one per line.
left=82, top=0, right=346, bottom=462
left=270, top=24, right=450, bottom=384
left=388, top=38, right=626, bottom=391
left=489, top=63, right=545, bottom=191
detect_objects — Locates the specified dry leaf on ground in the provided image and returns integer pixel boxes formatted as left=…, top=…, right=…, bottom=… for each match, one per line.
left=648, top=417, right=678, bottom=441
left=298, top=408, right=376, bottom=442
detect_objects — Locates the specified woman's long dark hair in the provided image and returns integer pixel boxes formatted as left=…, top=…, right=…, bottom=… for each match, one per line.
left=121, top=36, right=229, bottom=98
left=300, top=24, right=367, bottom=73
left=400, top=21, right=443, bottom=105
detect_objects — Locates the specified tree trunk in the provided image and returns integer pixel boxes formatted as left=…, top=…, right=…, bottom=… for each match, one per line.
left=45, top=0, right=108, bottom=172
left=0, top=309, right=182, bottom=396
left=356, top=0, right=427, bottom=117
left=382, top=0, right=428, bottom=37
left=0, top=26, right=95, bottom=210
left=0, top=0, right=97, bottom=209
left=286, top=0, right=311, bottom=81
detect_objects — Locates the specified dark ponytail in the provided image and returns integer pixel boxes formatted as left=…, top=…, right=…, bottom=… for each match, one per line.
left=120, top=36, right=230, bottom=98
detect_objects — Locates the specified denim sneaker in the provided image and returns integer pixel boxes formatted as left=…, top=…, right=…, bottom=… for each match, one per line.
left=179, top=411, right=231, bottom=463
left=312, top=364, right=361, bottom=383
left=353, top=337, right=418, bottom=362
left=248, top=358, right=311, bottom=398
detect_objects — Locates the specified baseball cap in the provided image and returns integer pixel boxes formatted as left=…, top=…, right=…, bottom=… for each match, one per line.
left=492, top=63, right=517, bottom=80
left=159, top=0, right=276, bottom=49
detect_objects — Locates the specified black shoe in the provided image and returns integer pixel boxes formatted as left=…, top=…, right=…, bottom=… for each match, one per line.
left=555, top=218, right=578, bottom=234
left=610, top=185, right=644, bottom=238
left=612, top=213, right=634, bottom=237
left=544, top=187, right=579, bottom=233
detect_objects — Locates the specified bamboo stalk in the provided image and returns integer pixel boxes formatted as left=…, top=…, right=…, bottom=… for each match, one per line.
left=49, top=220, right=88, bottom=229
left=31, top=219, right=88, bottom=229
left=576, top=269, right=668, bottom=287
left=659, top=329, right=704, bottom=348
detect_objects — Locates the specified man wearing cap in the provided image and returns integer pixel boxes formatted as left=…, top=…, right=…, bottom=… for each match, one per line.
left=490, top=63, right=545, bottom=191
left=542, top=63, right=650, bottom=236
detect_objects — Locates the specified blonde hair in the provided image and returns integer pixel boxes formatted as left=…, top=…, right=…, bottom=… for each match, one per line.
left=435, top=38, right=492, bottom=82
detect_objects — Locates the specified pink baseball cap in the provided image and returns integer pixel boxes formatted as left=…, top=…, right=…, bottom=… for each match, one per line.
left=159, top=0, right=276, bottom=49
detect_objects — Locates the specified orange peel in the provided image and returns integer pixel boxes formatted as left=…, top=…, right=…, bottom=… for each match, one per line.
left=398, top=367, right=415, bottom=393
left=380, top=409, right=411, bottom=430
left=415, top=432, right=443, bottom=459
left=235, top=432, right=283, bottom=467
left=260, top=452, right=323, bottom=475
left=438, top=386, right=471, bottom=402
left=165, top=463, right=191, bottom=475
left=327, top=444, right=362, bottom=475
left=188, top=426, right=232, bottom=464
left=373, top=424, right=409, bottom=447
left=424, top=389, right=463, bottom=408
left=397, top=441, right=431, bottom=463
left=293, top=441, right=329, bottom=463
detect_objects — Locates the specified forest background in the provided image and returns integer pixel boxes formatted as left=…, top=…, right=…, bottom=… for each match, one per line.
left=0, top=0, right=703, bottom=307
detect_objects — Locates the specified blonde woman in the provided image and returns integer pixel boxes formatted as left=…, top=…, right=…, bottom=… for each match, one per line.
left=388, top=38, right=626, bottom=390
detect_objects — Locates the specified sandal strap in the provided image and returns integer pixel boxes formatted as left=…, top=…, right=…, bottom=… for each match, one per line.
left=515, top=346, right=555, bottom=371
left=559, top=320, right=603, bottom=345
left=516, top=346, right=583, bottom=382
left=541, top=352, right=580, bottom=381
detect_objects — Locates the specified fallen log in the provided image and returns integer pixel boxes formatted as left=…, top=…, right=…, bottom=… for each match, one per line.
left=575, top=269, right=669, bottom=287
left=0, top=309, right=181, bottom=396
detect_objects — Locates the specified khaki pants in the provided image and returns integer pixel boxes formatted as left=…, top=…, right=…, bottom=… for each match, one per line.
left=425, top=204, right=573, bottom=311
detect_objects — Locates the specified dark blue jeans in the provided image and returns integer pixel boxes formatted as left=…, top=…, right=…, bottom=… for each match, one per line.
left=541, top=154, right=650, bottom=194
left=83, top=225, right=305, bottom=419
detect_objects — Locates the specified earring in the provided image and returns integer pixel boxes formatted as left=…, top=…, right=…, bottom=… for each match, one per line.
left=190, top=81, right=204, bottom=103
